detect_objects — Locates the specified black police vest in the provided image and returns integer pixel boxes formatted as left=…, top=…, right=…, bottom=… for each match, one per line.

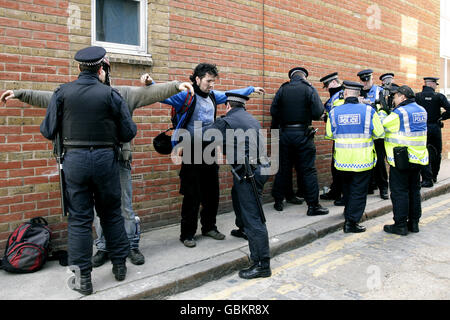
left=60, top=80, right=118, bottom=146
left=279, top=78, right=313, bottom=125
left=415, top=88, right=442, bottom=123
left=222, top=107, right=262, bottom=164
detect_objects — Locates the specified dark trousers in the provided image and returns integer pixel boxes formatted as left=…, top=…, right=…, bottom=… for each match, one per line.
left=232, top=166, right=270, bottom=266
left=179, top=162, right=219, bottom=241
left=328, top=142, right=342, bottom=198
left=272, top=128, right=319, bottom=205
left=372, top=139, right=389, bottom=192
left=285, top=151, right=304, bottom=199
left=390, top=164, right=422, bottom=225
left=341, top=170, right=372, bottom=223
left=64, top=148, right=129, bottom=272
left=421, top=123, right=442, bottom=182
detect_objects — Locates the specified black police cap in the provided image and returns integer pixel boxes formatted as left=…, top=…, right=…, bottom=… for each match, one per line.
left=225, top=92, right=249, bottom=104
left=342, top=80, right=364, bottom=91
left=357, top=69, right=373, bottom=81
left=424, top=77, right=439, bottom=84
left=380, top=73, right=394, bottom=81
left=320, top=72, right=339, bottom=87
left=390, top=85, right=415, bottom=99
left=288, top=67, right=308, bottom=79
left=74, top=46, right=106, bottom=66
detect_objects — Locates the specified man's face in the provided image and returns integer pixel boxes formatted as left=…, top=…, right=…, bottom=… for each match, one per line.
left=425, top=81, right=437, bottom=90
left=196, top=73, right=216, bottom=94
left=360, top=75, right=373, bottom=89
left=98, top=66, right=106, bottom=84
left=326, top=79, right=340, bottom=89
left=393, top=92, right=405, bottom=107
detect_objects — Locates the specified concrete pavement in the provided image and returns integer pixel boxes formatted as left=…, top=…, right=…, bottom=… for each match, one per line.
left=1, top=160, right=449, bottom=300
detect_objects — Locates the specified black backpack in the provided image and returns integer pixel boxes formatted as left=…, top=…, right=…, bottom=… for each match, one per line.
left=1, top=217, right=52, bottom=273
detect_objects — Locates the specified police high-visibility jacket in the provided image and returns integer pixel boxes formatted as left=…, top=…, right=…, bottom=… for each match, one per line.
left=325, top=97, right=385, bottom=172
left=383, top=100, right=429, bottom=167
left=365, top=85, right=383, bottom=104
left=325, top=90, right=345, bottom=114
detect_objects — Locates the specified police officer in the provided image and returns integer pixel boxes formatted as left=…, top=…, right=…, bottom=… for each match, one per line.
left=415, top=77, right=450, bottom=187
left=319, top=72, right=345, bottom=205
left=326, top=81, right=384, bottom=233
left=380, top=73, right=395, bottom=86
left=358, top=69, right=389, bottom=200
left=271, top=67, right=329, bottom=215
left=40, top=46, right=137, bottom=295
left=201, top=92, right=271, bottom=279
left=383, top=85, right=429, bottom=235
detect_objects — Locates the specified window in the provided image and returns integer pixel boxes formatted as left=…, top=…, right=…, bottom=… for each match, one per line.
left=92, top=0, right=148, bottom=55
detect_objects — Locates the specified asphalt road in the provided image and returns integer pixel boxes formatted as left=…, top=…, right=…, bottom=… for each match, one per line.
left=169, top=193, right=450, bottom=300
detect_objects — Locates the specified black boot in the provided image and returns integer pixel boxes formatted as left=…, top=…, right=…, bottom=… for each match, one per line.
left=380, top=189, right=389, bottom=200
left=112, top=263, right=127, bottom=281
left=274, top=201, right=284, bottom=212
left=343, top=220, right=366, bottom=233
left=230, top=228, right=248, bottom=240
left=72, top=272, right=93, bottom=296
left=92, top=250, right=109, bottom=268
left=238, top=262, right=271, bottom=279
left=286, top=196, right=303, bottom=205
left=407, top=220, right=419, bottom=233
left=384, top=223, right=408, bottom=236
left=307, top=204, right=329, bottom=216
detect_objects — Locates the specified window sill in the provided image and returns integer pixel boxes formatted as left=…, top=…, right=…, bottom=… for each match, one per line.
left=108, top=52, right=153, bottom=67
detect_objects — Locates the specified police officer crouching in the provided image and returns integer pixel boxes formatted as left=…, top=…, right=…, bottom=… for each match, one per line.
left=40, top=46, right=137, bottom=295
left=201, top=92, right=271, bottom=279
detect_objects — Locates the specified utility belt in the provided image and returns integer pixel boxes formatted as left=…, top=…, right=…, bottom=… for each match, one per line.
left=230, top=156, right=270, bottom=181
left=281, top=124, right=318, bottom=139
left=281, top=123, right=308, bottom=129
left=63, top=140, right=119, bottom=158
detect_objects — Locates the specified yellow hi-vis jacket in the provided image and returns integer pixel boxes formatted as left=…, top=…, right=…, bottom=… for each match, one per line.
left=383, top=101, right=429, bottom=167
left=325, top=98, right=385, bottom=172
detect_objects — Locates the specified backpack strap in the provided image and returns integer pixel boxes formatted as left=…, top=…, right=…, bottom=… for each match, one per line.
left=30, top=217, right=48, bottom=226
left=180, top=92, right=194, bottom=115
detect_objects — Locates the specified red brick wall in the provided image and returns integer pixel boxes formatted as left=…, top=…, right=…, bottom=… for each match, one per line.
left=0, top=0, right=441, bottom=249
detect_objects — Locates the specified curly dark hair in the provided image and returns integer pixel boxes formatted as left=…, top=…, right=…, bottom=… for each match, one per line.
left=189, top=63, right=219, bottom=82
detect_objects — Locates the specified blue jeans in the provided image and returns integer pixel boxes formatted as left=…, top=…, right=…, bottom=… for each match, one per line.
left=94, top=161, right=140, bottom=251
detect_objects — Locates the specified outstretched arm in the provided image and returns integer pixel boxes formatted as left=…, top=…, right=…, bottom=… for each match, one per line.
left=1, top=89, right=53, bottom=108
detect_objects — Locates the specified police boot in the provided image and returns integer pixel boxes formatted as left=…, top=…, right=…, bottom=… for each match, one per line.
left=343, top=220, right=366, bottom=233
left=274, top=201, right=284, bottom=212
left=128, top=248, right=145, bottom=265
left=407, top=220, right=420, bottom=233
left=72, top=271, right=93, bottom=296
left=380, top=189, right=389, bottom=200
left=238, top=261, right=271, bottom=280
left=286, top=196, right=303, bottom=205
left=383, top=223, right=408, bottom=236
left=92, top=250, right=109, bottom=268
left=230, top=228, right=248, bottom=240
left=112, top=263, right=127, bottom=281
left=421, top=180, right=433, bottom=188
left=307, top=204, right=329, bottom=216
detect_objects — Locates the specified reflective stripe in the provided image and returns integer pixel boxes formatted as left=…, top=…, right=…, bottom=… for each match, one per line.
left=387, top=155, right=428, bottom=164
left=364, top=105, right=372, bottom=135
left=335, top=141, right=374, bottom=149
left=335, top=159, right=376, bottom=170
left=385, top=137, right=426, bottom=146
left=334, top=133, right=372, bottom=139
left=396, top=130, right=427, bottom=137
left=397, top=107, right=411, bottom=133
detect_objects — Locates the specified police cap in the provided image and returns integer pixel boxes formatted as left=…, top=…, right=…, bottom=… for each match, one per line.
left=424, top=77, right=439, bottom=85
left=320, top=72, right=339, bottom=87
left=390, top=85, right=415, bottom=99
left=342, top=80, right=364, bottom=91
left=357, top=69, right=373, bottom=81
left=225, top=92, right=249, bottom=105
left=379, top=73, right=394, bottom=81
left=288, top=67, right=308, bottom=79
left=74, top=46, right=106, bottom=66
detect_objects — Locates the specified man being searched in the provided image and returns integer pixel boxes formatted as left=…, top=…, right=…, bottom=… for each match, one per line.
left=325, top=81, right=384, bottom=233
left=415, top=77, right=450, bottom=188
left=383, top=85, right=429, bottom=235
left=161, top=63, right=265, bottom=247
left=199, top=92, right=271, bottom=279
left=40, top=46, right=137, bottom=295
left=358, top=69, right=389, bottom=200
left=319, top=72, right=345, bottom=206
left=270, top=67, right=329, bottom=216
left=1, top=56, right=194, bottom=268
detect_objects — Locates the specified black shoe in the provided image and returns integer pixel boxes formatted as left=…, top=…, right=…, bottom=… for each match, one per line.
left=343, top=221, right=366, bottom=233
left=384, top=224, right=408, bottom=236
left=112, top=263, right=127, bottom=281
left=286, top=196, right=303, bottom=205
left=333, top=198, right=345, bottom=206
left=421, top=180, right=433, bottom=188
left=320, top=191, right=338, bottom=201
left=274, top=201, right=284, bottom=211
left=128, top=248, right=145, bottom=265
left=238, top=263, right=271, bottom=279
left=92, top=250, right=109, bottom=268
left=380, top=190, right=389, bottom=200
left=230, top=229, right=248, bottom=240
left=71, top=272, right=93, bottom=296
left=407, top=221, right=420, bottom=233
left=307, top=204, right=329, bottom=216
left=433, top=177, right=437, bottom=183
left=368, top=188, right=375, bottom=195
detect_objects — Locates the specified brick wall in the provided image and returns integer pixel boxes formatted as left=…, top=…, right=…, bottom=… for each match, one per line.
left=0, top=0, right=441, bottom=250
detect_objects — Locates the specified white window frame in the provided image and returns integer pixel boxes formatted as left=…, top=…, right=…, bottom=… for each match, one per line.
left=91, top=0, right=148, bottom=56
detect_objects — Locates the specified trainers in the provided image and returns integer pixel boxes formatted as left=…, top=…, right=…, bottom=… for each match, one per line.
left=182, top=238, right=196, bottom=248
left=92, top=250, right=109, bottom=268
left=112, top=263, right=127, bottom=281
left=203, top=230, right=226, bottom=240
left=128, top=248, right=145, bottom=265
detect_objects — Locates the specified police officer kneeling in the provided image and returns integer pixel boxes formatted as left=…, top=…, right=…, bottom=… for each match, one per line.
left=201, top=92, right=271, bottom=279
left=40, top=46, right=137, bottom=295
left=383, top=85, right=428, bottom=235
